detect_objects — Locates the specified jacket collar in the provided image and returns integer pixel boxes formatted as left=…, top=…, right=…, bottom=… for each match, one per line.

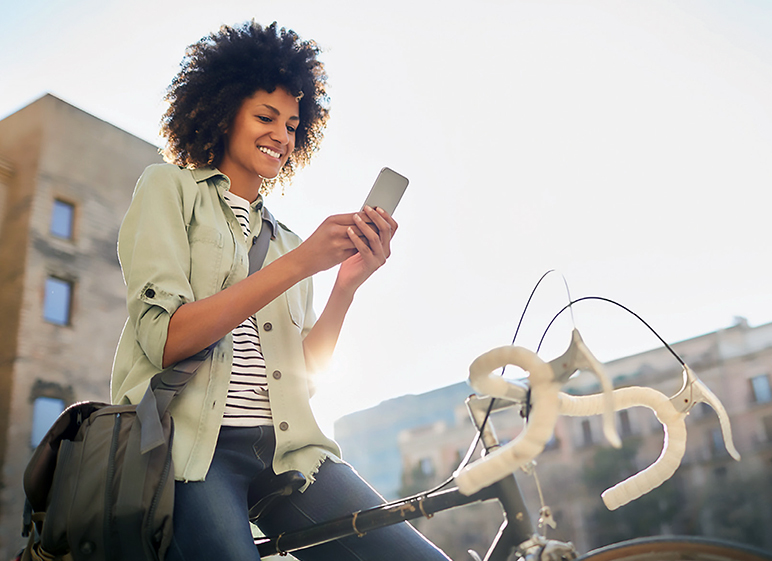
left=190, top=167, right=278, bottom=240
left=189, top=166, right=223, bottom=183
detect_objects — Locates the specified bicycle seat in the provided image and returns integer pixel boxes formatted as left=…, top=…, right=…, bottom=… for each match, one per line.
left=248, top=469, right=306, bottom=523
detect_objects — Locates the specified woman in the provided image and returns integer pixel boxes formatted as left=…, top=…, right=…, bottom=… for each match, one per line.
left=111, top=21, right=450, bottom=561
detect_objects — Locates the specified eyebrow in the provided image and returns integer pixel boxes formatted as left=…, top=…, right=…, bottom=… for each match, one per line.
left=260, top=104, right=300, bottom=121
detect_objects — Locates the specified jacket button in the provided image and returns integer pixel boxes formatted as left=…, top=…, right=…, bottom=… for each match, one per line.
left=263, top=322, right=272, bottom=331
left=279, top=421, right=289, bottom=431
left=272, top=370, right=281, bottom=380
left=145, top=288, right=155, bottom=298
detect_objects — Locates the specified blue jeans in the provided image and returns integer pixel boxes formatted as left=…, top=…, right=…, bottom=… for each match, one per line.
left=166, top=426, right=451, bottom=560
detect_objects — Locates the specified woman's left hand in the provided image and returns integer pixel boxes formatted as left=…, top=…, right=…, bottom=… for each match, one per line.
left=335, top=205, right=398, bottom=292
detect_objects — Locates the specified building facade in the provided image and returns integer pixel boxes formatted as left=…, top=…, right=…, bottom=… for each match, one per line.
left=334, top=382, right=473, bottom=500
left=0, top=95, right=161, bottom=558
left=338, top=320, right=772, bottom=559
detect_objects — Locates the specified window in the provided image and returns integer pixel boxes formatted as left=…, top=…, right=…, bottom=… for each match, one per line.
left=618, top=410, right=633, bottom=438
left=763, top=415, right=772, bottom=443
left=419, top=457, right=435, bottom=477
left=50, top=199, right=74, bottom=239
left=581, top=419, right=593, bottom=446
left=710, top=428, right=728, bottom=458
left=750, top=374, right=772, bottom=404
left=43, top=277, right=73, bottom=325
left=31, top=396, right=65, bottom=447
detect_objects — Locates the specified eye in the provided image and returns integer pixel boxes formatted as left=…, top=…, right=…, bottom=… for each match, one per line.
left=256, top=115, right=272, bottom=123
left=286, top=124, right=297, bottom=134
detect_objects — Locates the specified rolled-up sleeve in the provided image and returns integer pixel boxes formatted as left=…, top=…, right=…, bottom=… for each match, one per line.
left=118, top=165, right=195, bottom=370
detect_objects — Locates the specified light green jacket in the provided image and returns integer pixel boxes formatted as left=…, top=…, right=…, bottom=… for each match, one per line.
left=111, top=164, right=340, bottom=485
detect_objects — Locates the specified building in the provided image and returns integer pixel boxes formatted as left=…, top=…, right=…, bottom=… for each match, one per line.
left=334, top=382, right=473, bottom=500
left=0, top=94, right=161, bottom=559
left=339, top=319, right=772, bottom=559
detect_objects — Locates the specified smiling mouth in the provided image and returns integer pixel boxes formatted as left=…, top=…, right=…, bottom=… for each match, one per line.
left=259, top=146, right=282, bottom=159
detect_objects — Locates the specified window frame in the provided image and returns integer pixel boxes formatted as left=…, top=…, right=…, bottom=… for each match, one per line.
left=30, top=396, right=66, bottom=447
left=50, top=198, right=76, bottom=240
left=750, top=374, right=772, bottom=404
left=29, top=379, right=74, bottom=449
left=43, top=275, right=74, bottom=326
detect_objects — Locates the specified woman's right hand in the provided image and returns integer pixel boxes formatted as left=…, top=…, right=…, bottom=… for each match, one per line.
left=296, top=214, right=361, bottom=274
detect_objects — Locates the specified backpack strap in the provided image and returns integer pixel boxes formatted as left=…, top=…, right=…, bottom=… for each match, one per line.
left=249, top=205, right=276, bottom=274
left=137, top=213, right=275, bottom=454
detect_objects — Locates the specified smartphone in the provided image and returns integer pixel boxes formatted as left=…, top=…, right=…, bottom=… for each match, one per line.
left=361, top=167, right=409, bottom=216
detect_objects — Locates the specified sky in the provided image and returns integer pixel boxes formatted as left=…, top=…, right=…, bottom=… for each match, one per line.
left=1, top=0, right=771, bottom=435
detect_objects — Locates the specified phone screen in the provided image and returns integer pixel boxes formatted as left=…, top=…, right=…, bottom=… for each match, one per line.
left=361, top=167, right=409, bottom=215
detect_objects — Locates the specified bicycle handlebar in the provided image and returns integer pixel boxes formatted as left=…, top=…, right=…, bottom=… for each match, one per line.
left=558, top=387, right=686, bottom=510
left=455, top=345, right=561, bottom=496
left=454, top=334, right=739, bottom=509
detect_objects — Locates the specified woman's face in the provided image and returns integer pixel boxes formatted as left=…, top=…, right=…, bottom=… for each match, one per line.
left=219, top=88, right=299, bottom=187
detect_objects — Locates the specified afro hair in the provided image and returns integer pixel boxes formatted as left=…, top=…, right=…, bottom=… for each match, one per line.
left=161, top=21, right=329, bottom=189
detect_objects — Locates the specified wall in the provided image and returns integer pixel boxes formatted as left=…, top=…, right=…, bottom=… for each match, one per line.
left=0, top=94, right=162, bottom=559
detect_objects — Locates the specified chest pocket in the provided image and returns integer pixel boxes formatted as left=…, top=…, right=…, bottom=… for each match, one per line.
left=188, top=223, right=224, bottom=299
left=285, top=281, right=307, bottom=330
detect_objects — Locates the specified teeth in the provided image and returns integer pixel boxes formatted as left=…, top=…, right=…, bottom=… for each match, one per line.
left=259, top=146, right=281, bottom=159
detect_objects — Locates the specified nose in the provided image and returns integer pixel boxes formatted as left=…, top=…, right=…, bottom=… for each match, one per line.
left=271, top=122, right=290, bottom=145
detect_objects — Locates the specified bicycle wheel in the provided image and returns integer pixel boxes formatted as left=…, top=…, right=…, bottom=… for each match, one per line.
left=576, top=536, right=772, bottom=561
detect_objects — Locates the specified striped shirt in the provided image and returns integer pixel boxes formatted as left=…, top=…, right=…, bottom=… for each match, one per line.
left=221, top=191, right=273, bottom=427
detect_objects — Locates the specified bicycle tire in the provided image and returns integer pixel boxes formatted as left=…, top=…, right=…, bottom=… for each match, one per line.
left=575, top=536, right=772, bottom=561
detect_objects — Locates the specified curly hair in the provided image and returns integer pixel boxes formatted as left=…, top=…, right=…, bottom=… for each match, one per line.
left=161, top=21, right=329, bottom=189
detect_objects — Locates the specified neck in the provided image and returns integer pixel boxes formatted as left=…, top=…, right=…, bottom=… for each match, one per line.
left=218, top=164, right=263, bottom=203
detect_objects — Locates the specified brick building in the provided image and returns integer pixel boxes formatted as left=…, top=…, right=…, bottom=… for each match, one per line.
left=0, top=94, right=161, bottom=558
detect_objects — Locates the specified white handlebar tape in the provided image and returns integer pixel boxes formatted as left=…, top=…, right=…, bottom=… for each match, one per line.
left=455, top=346, right=561, bottom=496
left=558, top=387, right=687, bottom=510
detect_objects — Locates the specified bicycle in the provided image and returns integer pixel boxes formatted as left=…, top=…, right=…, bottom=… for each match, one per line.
left=249, top=288, right=772, bottom=561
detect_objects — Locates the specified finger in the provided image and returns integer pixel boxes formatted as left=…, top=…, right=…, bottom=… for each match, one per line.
left=350, top=223, right=388, bottom=268
left=353, top=213, right=381, bottom=242
left=375, top=207, right=398, bottom=233
left=362, top=206, right=393, bottom=239
left=362, top=207, right=395, bottom=258
left=328, top=212, right=358, bottom=225
left=346, top=221, right=373, bottom=250
left=347, top=226, right=374, bottom=257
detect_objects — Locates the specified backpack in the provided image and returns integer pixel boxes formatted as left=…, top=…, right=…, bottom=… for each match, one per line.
left=19, top=347, right=211, bottom=561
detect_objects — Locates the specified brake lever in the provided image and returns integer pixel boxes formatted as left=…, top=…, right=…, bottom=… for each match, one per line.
left=670, top=364, right=741, bottom=461
left=548, top=329, right=621, bottom=448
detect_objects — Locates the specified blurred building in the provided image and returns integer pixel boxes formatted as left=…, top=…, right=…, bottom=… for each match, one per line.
left=337, top=319, right=772, bottom=559
left=334, top=383, right=472, bottom=500
left=0, top=94, right=161, bottom=559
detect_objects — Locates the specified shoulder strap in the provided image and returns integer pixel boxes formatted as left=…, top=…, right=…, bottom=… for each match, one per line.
left=249, top=207, right=275, bottom=274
